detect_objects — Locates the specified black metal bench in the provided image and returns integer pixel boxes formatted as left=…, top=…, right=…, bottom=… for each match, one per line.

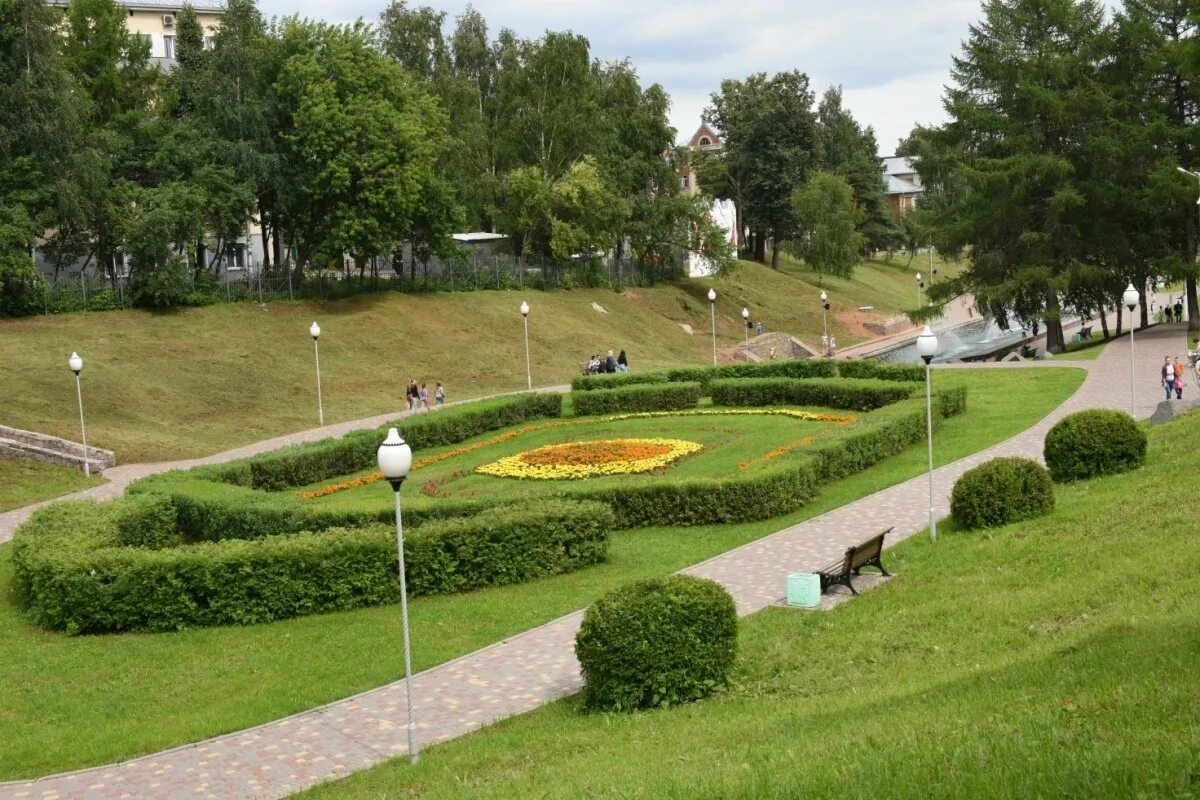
left=817, top=527, right=892, bottom=595
left=1078, top=326, right=1092, bottom=339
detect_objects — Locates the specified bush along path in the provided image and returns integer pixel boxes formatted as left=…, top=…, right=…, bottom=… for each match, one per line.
left=0, top=328, right=1175, bottom=800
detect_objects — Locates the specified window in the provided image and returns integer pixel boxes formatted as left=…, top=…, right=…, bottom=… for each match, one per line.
left=204, top=36, right=215, bottom=49
left=699, top=136, right=711, bottom=146
left=680, top=175, right=690, bottom=189
left=163, top=34, right=175, bottom=59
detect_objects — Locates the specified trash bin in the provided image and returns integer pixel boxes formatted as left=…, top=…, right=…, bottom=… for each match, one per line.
left=786, top=572, right=822, bottom=609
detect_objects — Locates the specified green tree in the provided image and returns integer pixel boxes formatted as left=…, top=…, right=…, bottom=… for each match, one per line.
left=791, top=171, right=863, bottom=277
left=817, top=87, right=895, bottom=252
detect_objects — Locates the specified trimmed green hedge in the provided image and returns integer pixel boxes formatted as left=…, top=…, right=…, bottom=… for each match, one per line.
left=13, top=499, right=611, bottom=634
left=709, top=377, right=916, bottom=411
left=240, top=393, right=562, bottom=491
left=1043, top=409, right=1147, bottom=483
left=576, top=575, right=737, bottom=712
left=572, top=382, right=701, bottom=416
left=837, top=360, right=926, bottom=382
left=571, top=359, right=837, bottom=392
left=950, top=457, right=1055, bottom=530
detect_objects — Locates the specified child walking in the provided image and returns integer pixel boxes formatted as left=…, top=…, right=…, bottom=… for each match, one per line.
left=435, top=381, right=445, bottom=407
left=420, top=382, right=431, bottom=412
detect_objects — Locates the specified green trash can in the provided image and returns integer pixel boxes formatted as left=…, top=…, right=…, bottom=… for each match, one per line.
left=786, top=572, right=821, bottom=609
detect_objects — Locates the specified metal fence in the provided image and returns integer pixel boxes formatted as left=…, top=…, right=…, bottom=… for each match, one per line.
left=33, top=252, right=685, bottom=315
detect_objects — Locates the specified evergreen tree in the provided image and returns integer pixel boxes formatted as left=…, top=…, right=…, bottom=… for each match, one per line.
left=817, top=87, right=895, bottom=253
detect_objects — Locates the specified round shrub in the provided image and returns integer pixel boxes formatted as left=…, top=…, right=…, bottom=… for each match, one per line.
left=574, top=575, right=737, bottom=712
left=1043, top=409, right=1146, bottom=483
left=950, top=457, right=1055, bottom=530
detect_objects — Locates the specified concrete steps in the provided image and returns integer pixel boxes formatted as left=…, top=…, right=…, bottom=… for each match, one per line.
left=0, top=425, right=115, bottom=473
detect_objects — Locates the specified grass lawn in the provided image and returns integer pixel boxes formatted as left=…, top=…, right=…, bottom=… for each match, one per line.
left=0, top=458, right=104, bottom=513
left=301, top=400, right=1200, bottom=800
left=1052, top=337, right=1109, bottom=361
left=0, top=367, right=1082, bottom=780
left=0, top=260, right=958, bottom=466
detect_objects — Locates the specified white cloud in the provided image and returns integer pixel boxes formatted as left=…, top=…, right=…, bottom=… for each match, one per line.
left=258, top=0, right=978, bottom=149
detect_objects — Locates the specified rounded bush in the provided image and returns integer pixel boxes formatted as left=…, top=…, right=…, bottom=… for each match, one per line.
left=1043, top=409, right=1146, bottom=483
left=575, top=575, right=737, bottom=712
left=950, top=457, right=1055, bottom=530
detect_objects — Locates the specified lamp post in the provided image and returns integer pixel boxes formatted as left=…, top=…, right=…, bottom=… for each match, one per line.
left=67, top=352, right=90, bottom=477
left=1124, top=283, right=1140, bottom=416
left=916, top=272, right=924, bottom=307
left=707, top=288, right=717, bottom=365
left=520, top=301, right=532, bottom=390
left=741, top=307, right=750, bottom=346
left=917, top=326, right=938, bottom=542
left=820, top=291, right=830, bottom=355
left=310, top=322, right=324, bottom=426
left=377, top=428, right=419, bottom=764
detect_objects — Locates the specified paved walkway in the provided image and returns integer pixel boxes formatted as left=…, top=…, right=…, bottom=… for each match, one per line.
left=0, top=386, right=570, bottom=545
left=0, top=325, right=1191, bottom=800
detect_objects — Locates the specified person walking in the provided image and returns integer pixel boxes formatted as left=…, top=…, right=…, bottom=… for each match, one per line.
left=1175, top=299, right=1185, bottom=324
left=1174, top=357, right=1185, bottom=399
left=420, top=382, right=431, bottom=411
left=435, top=381, right=445, bottom=407
left=1162, top=356, right=1175, bottom=401
left=616, top=350, right=629, bottom=373
left=407, top=379, right=419, bottom=412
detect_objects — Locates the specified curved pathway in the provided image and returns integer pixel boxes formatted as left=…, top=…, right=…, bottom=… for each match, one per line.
left=0, top=325, right=1190, bottom=800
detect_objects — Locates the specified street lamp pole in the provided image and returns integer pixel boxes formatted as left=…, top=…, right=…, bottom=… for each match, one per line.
left=741, top=307, right=750, bottom=346
left=916, top=272, right=924, bottom=307
left=520, top=301, right=532, bottom=390
left=820, top=291, right=829, bottom=355
left=1124, top=284, right=1140, bottom=416
left=68, top=352, right=90, bottom=477
left=378, top=428, right=418, bottom=764
left=917, top=326, right=938, bottom=542
left=707, top=288, right=717, bottom=365
left=310, top=322, right=324, bottom=426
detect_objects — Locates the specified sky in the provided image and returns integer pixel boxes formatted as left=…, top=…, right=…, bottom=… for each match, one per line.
left=261, top=0, right=988, bottom=155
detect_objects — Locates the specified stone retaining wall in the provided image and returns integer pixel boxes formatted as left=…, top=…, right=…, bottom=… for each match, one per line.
left=0, top=425, right=116, bottom=472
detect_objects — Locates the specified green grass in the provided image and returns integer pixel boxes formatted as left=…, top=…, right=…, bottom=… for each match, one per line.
left=0, top=458, right=104, bottom=513
left=0, top=367, right=1082, bottom=780
left=1052, top=337, right=1109, bottom=360
left=301, top=398, right=1200, bottom=800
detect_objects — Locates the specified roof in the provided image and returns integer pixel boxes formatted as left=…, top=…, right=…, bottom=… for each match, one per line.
left=881, top=156, right=917, bottom=176
left=452, top=232, right=509, bottom=243
left=885, top=174, right=923, bottom=195
left=47, top=0, right=227, bottom=10
left=689, top=124, right=721, bottom=149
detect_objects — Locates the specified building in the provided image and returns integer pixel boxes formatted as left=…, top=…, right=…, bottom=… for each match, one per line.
left=881, top=155, right=923, bottom=216
left=47, top=0, right=226, bottom=68
left=677, top=124, right=722, bottom=197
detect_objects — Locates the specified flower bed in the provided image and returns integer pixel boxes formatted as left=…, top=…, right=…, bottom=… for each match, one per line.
left=477, top=438, right=704, bottom=480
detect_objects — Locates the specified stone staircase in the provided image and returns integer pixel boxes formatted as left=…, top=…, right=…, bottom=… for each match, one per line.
left=737, top=331, right=822, bottom=362
left=0, top=424, right=116, bottom=473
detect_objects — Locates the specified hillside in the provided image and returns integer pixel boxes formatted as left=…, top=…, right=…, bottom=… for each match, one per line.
left=0, top=256, right=957, bottom=463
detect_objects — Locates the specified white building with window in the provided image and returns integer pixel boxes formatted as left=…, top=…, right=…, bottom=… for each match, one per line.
left=47, top=0, right=225, bottom=68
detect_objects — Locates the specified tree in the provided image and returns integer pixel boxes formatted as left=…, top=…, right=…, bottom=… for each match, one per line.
left=817, top=87, right=895, bottom=252
left=906, top=0, right=1109, bottom=353
left=379, top=0, right=448, bottom=82
left=791, top=171, right=863, bottom=277
left=703, top=71, right=820, bottom=267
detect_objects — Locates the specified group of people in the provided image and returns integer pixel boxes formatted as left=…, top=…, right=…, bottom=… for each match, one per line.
left=406, top=379, right=444, bottom=412
left=1163, top=298, right=1186, bottom=324
left=584, top=350, right=629, bottom=374
left=1162, top=356, right=1187, bottom=400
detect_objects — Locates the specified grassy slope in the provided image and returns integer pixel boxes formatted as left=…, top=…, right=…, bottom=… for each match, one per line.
left=0, top=367, right=1081, bottom=780
left=0, top=257, right=958, bottom=464
left=0, top=458, right=104, bottom=513
left=304, top=406, right=1200, bottom=800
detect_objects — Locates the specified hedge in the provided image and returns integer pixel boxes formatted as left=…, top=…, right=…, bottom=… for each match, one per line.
left=1043, top=409, right=1146, bottom=483
left=837, top=360, right=926, bottom=382
left=242, top=393, right=563, bottom=491
left=709, top=377, right=917, bottom=411
left=575, top=575, right=737, bottom=712
left=12, top=499, right=612, bottom=634
left=571, top=359, right=837, bottom=392
left=950, top=457, right=1055, bottom=530
left=571, top=382, right=701, bottom=416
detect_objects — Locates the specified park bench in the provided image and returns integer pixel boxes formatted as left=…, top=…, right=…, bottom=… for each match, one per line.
left=1078, top=326, right=1093, bottom=339
left=817, top=527, right=892, bottom=596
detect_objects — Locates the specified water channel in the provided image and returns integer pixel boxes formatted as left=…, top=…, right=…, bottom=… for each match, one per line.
left=871, top=318, right=1034, bottom=364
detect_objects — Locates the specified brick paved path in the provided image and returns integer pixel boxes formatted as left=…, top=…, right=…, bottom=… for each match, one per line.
left=0, top=325, right=1190, bottom=800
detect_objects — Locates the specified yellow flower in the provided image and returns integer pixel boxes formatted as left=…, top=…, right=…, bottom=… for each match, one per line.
left=476, top=438, right=703, bottom=480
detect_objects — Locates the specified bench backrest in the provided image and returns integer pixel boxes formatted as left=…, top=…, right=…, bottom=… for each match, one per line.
left=840, top=527, right=892, bottom=572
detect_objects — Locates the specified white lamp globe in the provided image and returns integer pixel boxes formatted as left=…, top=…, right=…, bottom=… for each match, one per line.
left=520, top=301, right=530, bottom=317
left=915, top=272, right=922, bottom=283
left=68, top=352, right=83, bottom=374
left=377, top=427, right=413, bottom=481
left=707, top=288, right=716, bottom=302
left=741, top=307, right=749, bottom=320
left=820, top=291, right=827, bottom=302
left=1122, top=283, right=1139, bottom=310
left=310, top=321, right=321, bottom=340
left=916, top=325, right=938, bottom=360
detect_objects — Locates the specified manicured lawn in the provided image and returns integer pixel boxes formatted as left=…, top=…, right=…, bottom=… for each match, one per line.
left=0, top=458, right=104, bottom=513
left=302, top=401, right=1199, bottom=800
left=0, top=367, right=1082, bottom=780
left=1052, top=337, right=1109, bottom=360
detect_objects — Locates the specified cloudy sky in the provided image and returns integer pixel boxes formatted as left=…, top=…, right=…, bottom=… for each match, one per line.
left=261, top=0, right=987, bottom=155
